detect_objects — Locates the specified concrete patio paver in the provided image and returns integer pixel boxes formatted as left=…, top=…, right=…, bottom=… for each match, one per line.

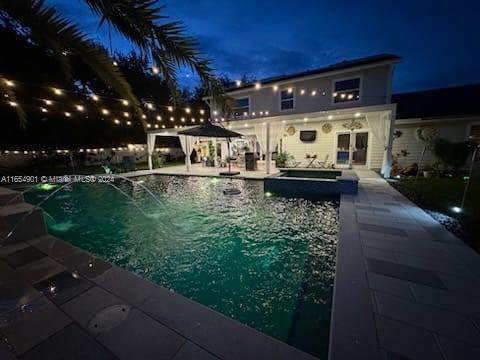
left=331, top=171, right=480, bottom=360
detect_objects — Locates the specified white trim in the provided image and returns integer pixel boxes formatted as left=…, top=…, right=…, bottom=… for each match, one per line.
left=331, top=75, right=362, bottom=106
left=278, top=88, right=295, bottom=112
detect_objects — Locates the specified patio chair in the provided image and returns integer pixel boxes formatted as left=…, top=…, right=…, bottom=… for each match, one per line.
left=285, top=156, right=302, bottom=168
left=317, top=154, right=330, bottom=169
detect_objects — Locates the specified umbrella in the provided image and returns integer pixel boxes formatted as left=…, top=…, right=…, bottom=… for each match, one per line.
left=178, top=121, right=243, bottom=175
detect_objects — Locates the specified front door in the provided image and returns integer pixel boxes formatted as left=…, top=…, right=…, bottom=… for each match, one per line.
left=335, top=132, right=368, bottom=167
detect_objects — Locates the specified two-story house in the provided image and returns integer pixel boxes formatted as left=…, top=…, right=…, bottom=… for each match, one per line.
left=147, top=54, right=401, bottom=178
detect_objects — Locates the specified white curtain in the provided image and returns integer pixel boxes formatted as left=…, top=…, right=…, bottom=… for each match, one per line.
left=147, top=133, right=156, bottom=170
left=179, top=135, right=197, bottom=171
left=365, top=112, right=392, bottom=176
left=269, top=122, right=285, bottom=152
left=221, top=141, right=229, bottom=160
left=254, top=124, right=267, bottom=153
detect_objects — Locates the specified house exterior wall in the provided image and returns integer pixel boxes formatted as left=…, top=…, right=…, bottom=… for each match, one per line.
left=224, top=64, right=393, bottom=119
left=278, top=117, right=385, bottom=169
left=392, top=118, right=475, bottom=168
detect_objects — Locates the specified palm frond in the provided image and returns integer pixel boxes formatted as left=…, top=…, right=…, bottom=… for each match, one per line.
left=0, top=0, right=146, bottom=126
left=84, top=0, right=231, bottom=113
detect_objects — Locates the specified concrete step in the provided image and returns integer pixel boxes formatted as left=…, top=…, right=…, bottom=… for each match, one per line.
left=0, top=187, right=24, bottom=206
left=0, top=202, right=46, bottom=244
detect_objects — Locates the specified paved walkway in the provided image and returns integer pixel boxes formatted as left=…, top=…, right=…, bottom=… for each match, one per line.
left=331, top=173, right=480, bottom=360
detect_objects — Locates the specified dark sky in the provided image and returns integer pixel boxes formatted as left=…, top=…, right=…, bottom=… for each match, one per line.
left=50, top=0, right=479, bottom=93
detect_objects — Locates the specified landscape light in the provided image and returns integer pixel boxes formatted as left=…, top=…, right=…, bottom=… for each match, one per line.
left=265, top=191, right=272, bottom=197
left=451, top=206, right=462, bottom=213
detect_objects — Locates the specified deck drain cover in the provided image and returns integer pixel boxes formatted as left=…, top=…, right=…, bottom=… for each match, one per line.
left=88, top=304, right=130, bottom=334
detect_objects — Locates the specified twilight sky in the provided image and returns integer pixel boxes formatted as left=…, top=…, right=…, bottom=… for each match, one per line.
left=50, top=0, right=479, bottom=93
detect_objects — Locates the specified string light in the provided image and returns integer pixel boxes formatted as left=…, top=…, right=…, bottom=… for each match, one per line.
left=185, top=108, right=191, bottom=114
left=41, top=107, right=48, bottom=113
left=53, top=88, right=63, bottom=95
left=300, top=89, right=305, bottom=95
left=123, top=112, right=130, bottom=117
left=168, top=106, right=173, bottom=112
left=65, top=111, right=71, bottom=117
left=156, top=115, right=161, bottom=121
left=200, top=109, right=205, bottom=115
left=146, top=102, right=154, bottom=110
left=142, top=114, right=147, bottom=119
left=170, top=117, right=174, bottom=122
left=8, top=101, right=17, bottom=107
left=146, top=123, right=151, bottom=128
left=114, top=119, right=120, bottom=124
left=126, top=121, right=132, bottom=125
left=311, top=90, right=317, bottom=96
left=44, top=99, right=53, bottom=105
left=4, top=80, right=14, bottom=87
left=101, top=108, right=109, bottom=115
left=181, top=117, right=185, bottom=122
left=121, top=99, right=129, bottom=106
left=75, top=105, right=84, bottom=112
left=91, top=94, right=99, bottom=101
left=152, top=66, right=159, bottom=74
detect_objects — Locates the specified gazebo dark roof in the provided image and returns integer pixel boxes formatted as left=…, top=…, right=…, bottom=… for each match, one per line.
left=177, top=121, right=242, bottom=138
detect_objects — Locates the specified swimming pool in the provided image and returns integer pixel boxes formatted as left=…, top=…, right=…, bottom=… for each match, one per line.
left=24, top=175, right=338, bottom=358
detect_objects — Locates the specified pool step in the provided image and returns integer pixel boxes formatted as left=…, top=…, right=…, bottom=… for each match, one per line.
left=0, top=187, right=24, bottom=206
left=0, top=201, right=47, bottom=244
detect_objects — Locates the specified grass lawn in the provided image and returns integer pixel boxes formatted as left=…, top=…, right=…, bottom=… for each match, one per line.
left=398, top=176, right=480, bottom=241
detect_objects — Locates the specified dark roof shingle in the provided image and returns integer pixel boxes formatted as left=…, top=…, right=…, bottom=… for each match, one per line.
left=393, top=84, right=480, bottom=119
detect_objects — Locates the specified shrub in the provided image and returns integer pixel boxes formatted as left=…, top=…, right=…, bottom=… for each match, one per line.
left=432, top=138, right=472, bottom=173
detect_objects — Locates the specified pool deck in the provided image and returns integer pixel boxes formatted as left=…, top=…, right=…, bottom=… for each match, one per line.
left=1, top=169, right=480, bottom=359
left=332, top=170, right=480, bottom=360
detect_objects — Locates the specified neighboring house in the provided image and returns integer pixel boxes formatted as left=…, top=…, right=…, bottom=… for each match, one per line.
left=148, top=54, right=401, bottom=177
left=391, top=84, right=480, bottom=169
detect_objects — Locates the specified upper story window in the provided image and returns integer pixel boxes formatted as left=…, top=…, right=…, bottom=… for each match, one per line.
left=233, top=97, right=250, bottom=118
left=333, top=77, right=360, bottom=103
left=280, top=89, right=294, bottom=111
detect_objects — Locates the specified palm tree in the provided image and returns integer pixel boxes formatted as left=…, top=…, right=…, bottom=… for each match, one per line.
left=0, top=0, right=230, bottom=128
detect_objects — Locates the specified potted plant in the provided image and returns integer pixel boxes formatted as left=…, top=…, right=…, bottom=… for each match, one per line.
left=422, top=165, right=436, bottom=178
left=206, top=141, right=215, bottom=167
left=276, top=151, right=292, bottom=168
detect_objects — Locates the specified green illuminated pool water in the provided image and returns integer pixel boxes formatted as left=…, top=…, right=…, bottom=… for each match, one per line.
left=25, top=175, right=338, bottom=358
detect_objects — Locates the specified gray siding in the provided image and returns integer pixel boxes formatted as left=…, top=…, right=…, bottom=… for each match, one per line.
left=224, top=65, right=392, bottom=118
